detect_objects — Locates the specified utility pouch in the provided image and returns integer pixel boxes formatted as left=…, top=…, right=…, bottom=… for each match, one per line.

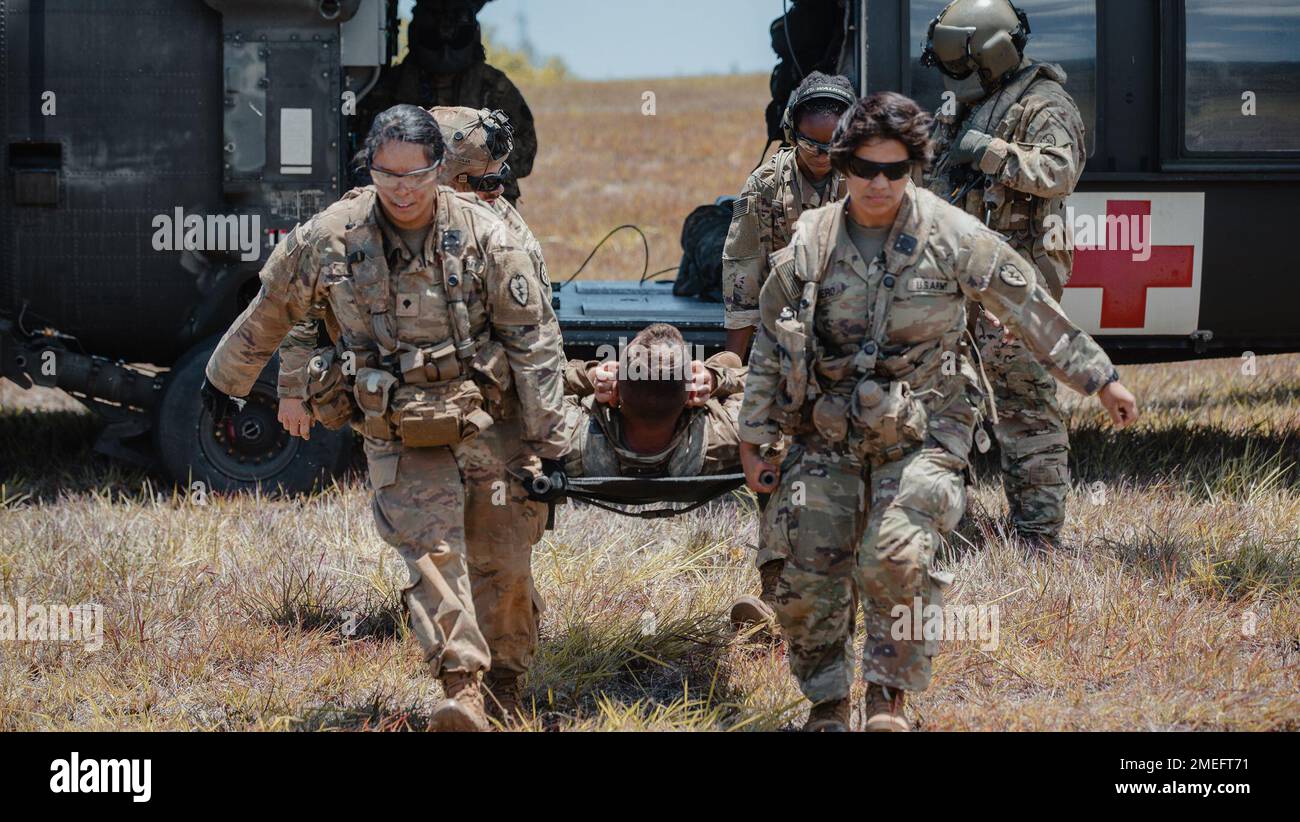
left=811, top=392, right=851, bottom=443
left=304, top=348, right=355, bottom=430
left=469, top=339, right=514, bottom=415
left=391, top=379, right=495, bottom=449
left=850, top=380, right=928, bottom=464
left=773, top=307, right=812, bottom=432
left=397, top=341, right=461, bottom=385
left=354, top=367, right=399, bottom=440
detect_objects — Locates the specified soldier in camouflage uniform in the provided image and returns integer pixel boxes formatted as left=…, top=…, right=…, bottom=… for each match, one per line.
left=201, top=105, right=567, bottom=732
left=921, top=0, right=1088, bottom=546
left=723, top=71, right=855, bottom=359
left=276, top=106, right=546, bottom=439
left=738, top=92, right=1138, bottom=731
left=722, top=72, right=856, bottom=633
left=561, top=323, right=745, bottom=479
left=361, top=0, right=537, bottom=204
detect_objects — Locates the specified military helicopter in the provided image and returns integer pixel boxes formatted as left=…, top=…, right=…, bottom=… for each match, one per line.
left=3, top=0, right=1298, bottom=494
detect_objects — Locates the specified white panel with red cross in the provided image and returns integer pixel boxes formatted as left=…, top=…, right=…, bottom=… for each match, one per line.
left=1059, top=192, right=1205, bottom=336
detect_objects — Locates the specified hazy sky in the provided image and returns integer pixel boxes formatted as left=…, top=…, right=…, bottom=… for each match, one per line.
left=398, top=0, right=781, bottom=79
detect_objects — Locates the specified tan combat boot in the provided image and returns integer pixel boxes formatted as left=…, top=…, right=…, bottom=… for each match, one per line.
left=802, top=697, right=851, bottom=732
left=430, top=671, right=489, bottom=732
left=863, top=683, right=910, bottom=732
left=729, top=559, right=782, bottom=636
left=484, top=672, right=526, bottom=726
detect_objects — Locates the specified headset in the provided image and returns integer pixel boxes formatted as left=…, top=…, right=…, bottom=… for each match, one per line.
left=780, top=79, right=857, bottom=146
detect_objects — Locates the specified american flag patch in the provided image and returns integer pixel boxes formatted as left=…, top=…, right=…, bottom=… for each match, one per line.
left=733, top=197, right=751, bottom=218
left=775, top=257, right=795, bottom=280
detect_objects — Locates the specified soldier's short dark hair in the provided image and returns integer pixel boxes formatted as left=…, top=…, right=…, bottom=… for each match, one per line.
left=792, top=72, right=855, bottom=126
left=830, top=91, right=934, bottom=169
left=619, top=323, right=689, bottom=423
left=357, top=104, right=446, bottom=170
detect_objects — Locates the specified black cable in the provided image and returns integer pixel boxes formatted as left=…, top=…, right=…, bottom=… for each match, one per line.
left=561, top=224, right=650, bottom=289
left=642, top=266, right=680, bottom=284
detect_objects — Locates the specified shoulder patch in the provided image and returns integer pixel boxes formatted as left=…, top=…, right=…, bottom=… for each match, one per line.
left=732, top=197, right=751, bottom=219
left=999, top=263, right=1029, bottom=288
left=509, top=272, right=530, bottom=306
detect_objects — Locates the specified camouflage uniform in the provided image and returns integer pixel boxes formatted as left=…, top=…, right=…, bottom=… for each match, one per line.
left=925, top=61, right=1087, bottom=540
left=740, top=182, right=1115, bottom=702
left=362, top=61, right=537, bottom=203
left=560, top=352, right=745, bottom=478
left=208, top=185, right=567, bottom=681
left=722, top=147, right=846, bottom=332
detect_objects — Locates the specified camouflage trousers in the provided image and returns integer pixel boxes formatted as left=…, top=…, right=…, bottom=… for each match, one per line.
left=363, top=415, right=548, bottom=679
left=975, top=311, right=1071, bottom=540
left=766, top=434, right=966, bottom=703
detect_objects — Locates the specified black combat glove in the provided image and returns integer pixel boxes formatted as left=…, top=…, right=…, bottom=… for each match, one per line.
left=200, top=378, right=245, bottom=422
left=950, top=128, right=993, bottom=167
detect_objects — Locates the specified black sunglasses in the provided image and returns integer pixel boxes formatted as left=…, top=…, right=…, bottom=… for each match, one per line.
left=839, top=156, right=912, bottom=182
left=459, top=162, right=511, bottom=193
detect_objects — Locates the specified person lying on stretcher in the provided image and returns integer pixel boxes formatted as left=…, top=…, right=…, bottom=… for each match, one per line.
left=561, top=323, right=746, bottom=479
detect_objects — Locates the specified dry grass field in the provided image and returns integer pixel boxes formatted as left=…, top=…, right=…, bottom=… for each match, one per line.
left=514, top=74, right=772, bottom=282
left=0, top=75, right=1297, bottom=732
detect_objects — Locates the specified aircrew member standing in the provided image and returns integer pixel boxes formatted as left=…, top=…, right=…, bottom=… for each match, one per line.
left=921, top=0, right=1088, bottom=547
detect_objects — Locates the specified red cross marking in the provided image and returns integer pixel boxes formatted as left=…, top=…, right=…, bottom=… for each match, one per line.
left=1068, top=200, right=1195, bottom=329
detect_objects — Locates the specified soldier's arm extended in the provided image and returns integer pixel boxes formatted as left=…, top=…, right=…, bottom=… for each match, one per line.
left=957, top=226, right=1114, bottom=396
left=276, top=318, right=321, bottom=400
left=978, top=98, right=1086, bottom=199
left=486, top=241, right=567, bottom=460
left=722, top=174, right=771, bottom=333
left=702, top=351, right=747, bottom=398
left=206, top=225, right=325, bottom=398
left=563, top=358, right=600, bottom=397
left=737, top=249, right=802, bottom=446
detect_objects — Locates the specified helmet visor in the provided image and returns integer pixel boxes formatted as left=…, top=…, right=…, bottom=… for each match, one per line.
left=927, top=23, right=978, bottom=80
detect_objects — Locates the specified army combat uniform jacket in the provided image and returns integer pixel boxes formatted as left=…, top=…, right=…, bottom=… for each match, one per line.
left=560, top=352, right=746, bottom=478
left=926, top=60, right=1085, bottom=298
left=722, top=146, right=846, bottom=330
left=275, top=190, right=550, bottom=400
left=738, top=182, right=1114, bottom=702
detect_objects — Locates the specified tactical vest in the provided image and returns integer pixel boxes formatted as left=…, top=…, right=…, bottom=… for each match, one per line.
left=769, top=189, right=985, bottom=463
left=311, top=187, right=505, bottom=443
left=577, top=400, right=712, bottom=478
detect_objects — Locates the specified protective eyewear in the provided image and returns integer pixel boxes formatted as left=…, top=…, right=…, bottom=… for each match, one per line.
left=370, top=162, right=442, bottom=189
left=458, top=162, right=511, bottom=193
left=795, top=131, right=833, bottom=156
left=840, top=156, right=912, bottom=182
